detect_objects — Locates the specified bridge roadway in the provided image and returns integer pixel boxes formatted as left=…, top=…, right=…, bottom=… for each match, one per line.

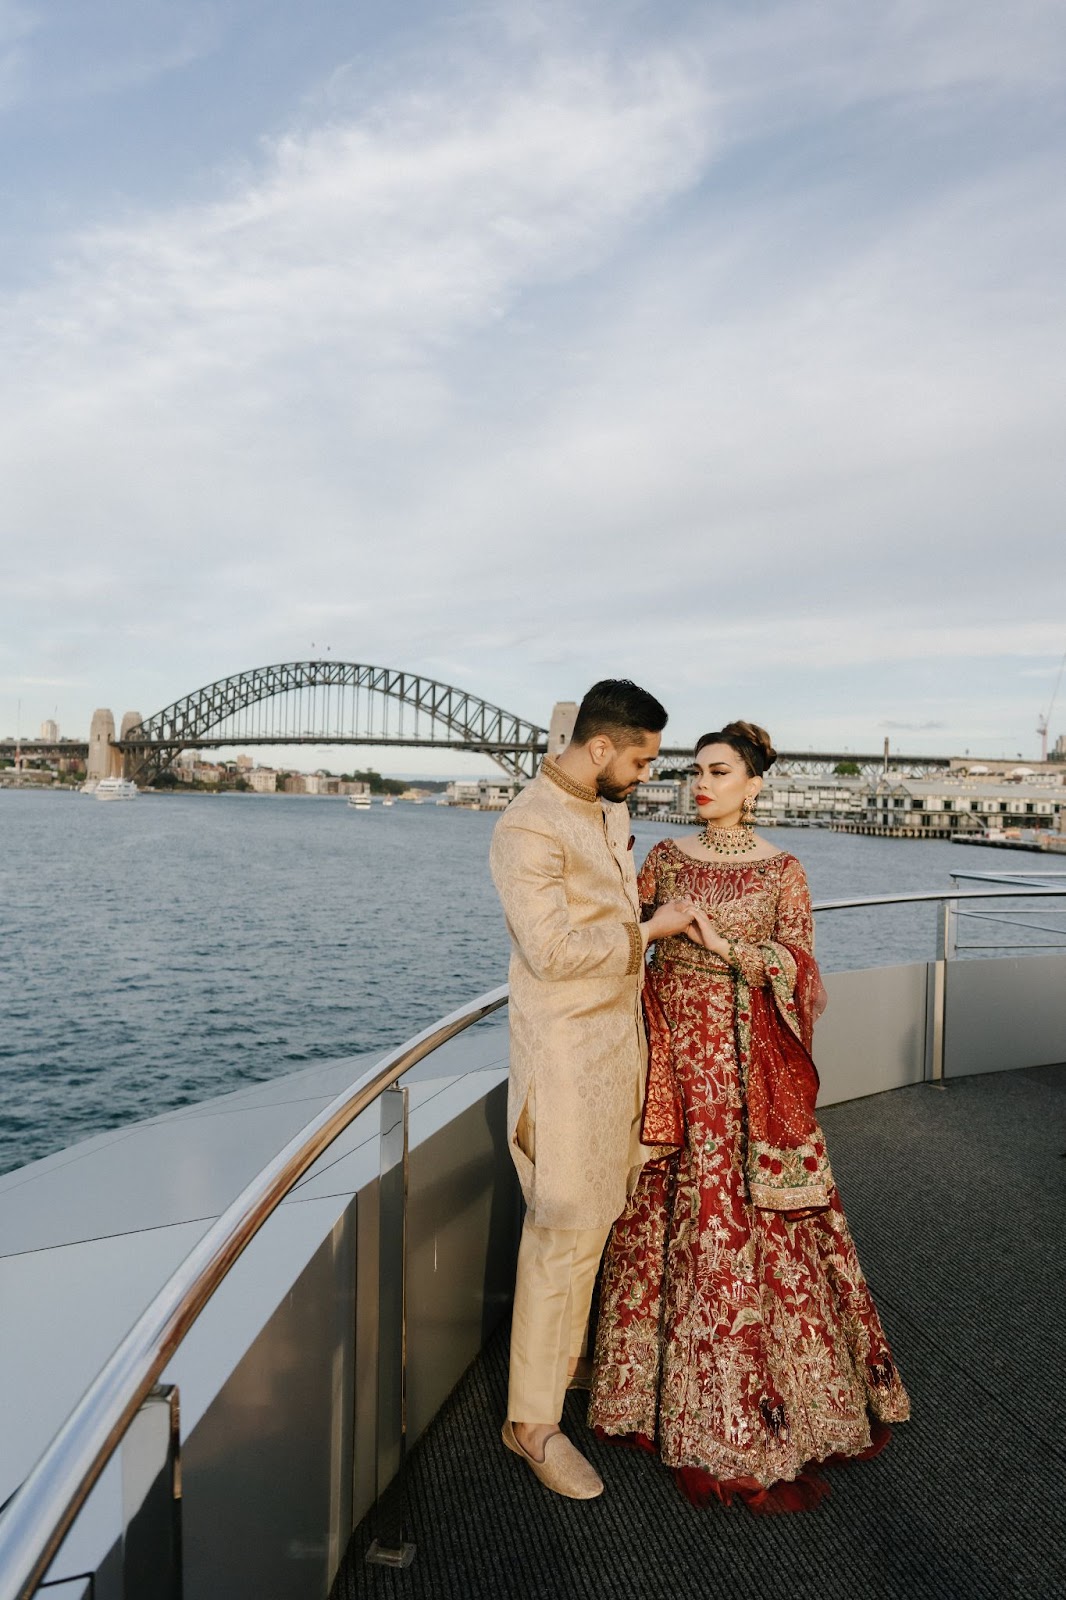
left=1, top=739, right=953, bottom=778
left=335, top=1063, right=1066, bottom=1600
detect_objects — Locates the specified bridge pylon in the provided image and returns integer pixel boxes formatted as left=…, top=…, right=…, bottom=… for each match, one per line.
left=87, top=710, right=121, bottom=782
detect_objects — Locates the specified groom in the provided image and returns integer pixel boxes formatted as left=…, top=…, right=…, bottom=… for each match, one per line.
left=490, top=679, right=696, bottom=1498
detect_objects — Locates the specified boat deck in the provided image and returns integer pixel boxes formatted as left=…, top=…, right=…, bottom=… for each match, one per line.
left=332, top=1064, right=1066, bottom=1600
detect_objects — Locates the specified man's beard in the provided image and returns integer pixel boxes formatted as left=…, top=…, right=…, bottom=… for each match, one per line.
left=596, top=763, right=634, bottom=805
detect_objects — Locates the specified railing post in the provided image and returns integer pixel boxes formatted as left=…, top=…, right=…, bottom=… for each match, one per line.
left=121, top=1384, right=182, bottom=1600
left=926, top=899, right=956, bottom=1085
left=366, top=1086, right=416, bottom=1570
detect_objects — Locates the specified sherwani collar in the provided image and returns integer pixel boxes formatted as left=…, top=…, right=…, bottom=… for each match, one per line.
left=540, top=755, right=599, bottom=804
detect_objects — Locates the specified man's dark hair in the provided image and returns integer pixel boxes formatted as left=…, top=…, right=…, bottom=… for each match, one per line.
left=571, top=679, right=668, bottom=746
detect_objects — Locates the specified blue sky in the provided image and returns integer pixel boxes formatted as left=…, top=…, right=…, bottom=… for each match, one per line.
left=2, top=0, right=1065, bottom=770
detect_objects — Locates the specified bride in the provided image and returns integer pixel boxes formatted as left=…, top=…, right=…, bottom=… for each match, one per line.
left=588, top=721, right=909, bottom=1511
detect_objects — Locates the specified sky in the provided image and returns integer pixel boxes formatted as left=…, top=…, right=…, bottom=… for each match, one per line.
left=2, top=0, right=1065, bottom=772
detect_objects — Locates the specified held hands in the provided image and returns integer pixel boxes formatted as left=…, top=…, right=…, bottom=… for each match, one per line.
left=680, top=906, right=730, bottom=960
left=642, top=900, right=730, bottom=961
left=642, top=898, right=699, bottom=946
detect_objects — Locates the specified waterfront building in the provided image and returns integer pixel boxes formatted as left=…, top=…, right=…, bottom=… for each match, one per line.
left=632, top=778, right=685, bottom=818
left=303, top=774, right=339, bottom=795
left=846, top=776, right=1066, bottom=838
left=248, top=769, right=278, bottom=793
left=442, top=778, right=519, bottom=809
left=755, top=775, right=866, bottom=826
left=949, top=756, right=1064, bottom=780
left=476, top=779, right=518, bottom=810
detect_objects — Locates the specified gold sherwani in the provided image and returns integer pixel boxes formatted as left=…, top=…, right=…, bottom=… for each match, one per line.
left=490, top=757, right=648, bottom=1232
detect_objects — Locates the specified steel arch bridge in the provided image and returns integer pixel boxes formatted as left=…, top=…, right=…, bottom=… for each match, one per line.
left=117, top=661, right=549, bottom=784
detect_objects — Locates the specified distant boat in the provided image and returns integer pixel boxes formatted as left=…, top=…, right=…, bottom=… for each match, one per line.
left=348, top=792, right=371, bottom=809
left=94, top=777, right=138, bottom=801
left=382, top=797, right=394, bottom=807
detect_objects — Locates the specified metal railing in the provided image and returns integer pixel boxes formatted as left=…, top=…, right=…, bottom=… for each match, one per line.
left=947, top=870, right=1066, bottom=952
left=811, top=884, right=1066, bottom=955
left=0, top=986, right=508, bottom=1600
left=3, top=881, right=1066, bottom=1597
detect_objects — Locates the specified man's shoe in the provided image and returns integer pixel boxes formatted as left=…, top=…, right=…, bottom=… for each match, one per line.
left=501, top=1421, right=604, bottom=1499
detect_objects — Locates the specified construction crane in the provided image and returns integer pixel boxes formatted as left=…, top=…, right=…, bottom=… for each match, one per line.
left=1037, top=646, right=1066, bottom=761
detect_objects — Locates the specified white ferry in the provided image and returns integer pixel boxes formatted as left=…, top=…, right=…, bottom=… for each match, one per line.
left=347, top=791, right=371, bottom=809
left=92, top=777, right=138, bottom=801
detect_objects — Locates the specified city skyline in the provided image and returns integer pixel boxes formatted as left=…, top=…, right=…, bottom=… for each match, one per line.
left=2, top=2, right=1065, bottom=764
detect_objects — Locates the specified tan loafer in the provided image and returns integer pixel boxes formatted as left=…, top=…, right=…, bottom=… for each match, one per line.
left=501, top=1421, right=604, bottom=1499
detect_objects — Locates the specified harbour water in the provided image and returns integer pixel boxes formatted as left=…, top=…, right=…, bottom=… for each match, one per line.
left=0, top=789, right=1059, bottom=1175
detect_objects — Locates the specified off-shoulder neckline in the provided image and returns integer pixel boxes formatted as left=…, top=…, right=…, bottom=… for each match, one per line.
left=656, top=838, right=793, bottom=868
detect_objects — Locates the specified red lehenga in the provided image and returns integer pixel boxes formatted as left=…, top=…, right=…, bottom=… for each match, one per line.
left=588, top=841, right=909, bottom=1511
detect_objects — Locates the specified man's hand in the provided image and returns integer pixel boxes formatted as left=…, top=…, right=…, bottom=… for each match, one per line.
left=642, top=899, right=698, bottom=947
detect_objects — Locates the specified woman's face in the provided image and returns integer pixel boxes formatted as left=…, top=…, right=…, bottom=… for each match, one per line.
left=691, top=742, right=760, bottom=826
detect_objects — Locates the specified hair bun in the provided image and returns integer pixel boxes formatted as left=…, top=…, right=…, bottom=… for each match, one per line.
left=723, top=720, right=777, bottom=771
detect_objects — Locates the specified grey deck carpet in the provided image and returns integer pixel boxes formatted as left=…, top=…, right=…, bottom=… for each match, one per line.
left=332, top=1065, right=1066, bottom=1600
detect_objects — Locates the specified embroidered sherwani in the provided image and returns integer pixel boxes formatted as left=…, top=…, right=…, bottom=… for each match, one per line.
left=490, top=755, right=650, bottom=1425
left=490, top=757, right=647, bottom=1232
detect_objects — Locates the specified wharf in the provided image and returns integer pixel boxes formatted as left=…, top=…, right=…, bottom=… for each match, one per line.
left=831, top=821, right=955, bottom=839
left=950, top=833, right=1066, bottom=855
left=334, top=1065, right=1066, bottom=1600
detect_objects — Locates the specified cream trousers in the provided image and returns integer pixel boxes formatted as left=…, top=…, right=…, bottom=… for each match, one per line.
left=507, top=1215, right=611, bottom=1425
left=507, top=1105, right=611, bottom=1423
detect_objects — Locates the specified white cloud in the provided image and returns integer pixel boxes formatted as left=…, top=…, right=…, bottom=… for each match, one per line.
left=1, top=2, right=1064, bottom=760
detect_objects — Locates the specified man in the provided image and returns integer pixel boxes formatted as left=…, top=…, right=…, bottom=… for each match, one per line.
left=490, top=679, right=696, bottom=1498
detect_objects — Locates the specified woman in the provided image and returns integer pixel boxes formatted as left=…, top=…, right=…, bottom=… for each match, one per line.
left=588, top=721, right=909, bottom=1512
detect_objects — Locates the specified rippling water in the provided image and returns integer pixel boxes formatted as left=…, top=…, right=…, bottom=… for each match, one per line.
left=0, top=789, right=1058, bottom=1174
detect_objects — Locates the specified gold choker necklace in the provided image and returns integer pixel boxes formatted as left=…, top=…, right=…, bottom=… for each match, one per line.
left=700, top=822, right=757, bottom=856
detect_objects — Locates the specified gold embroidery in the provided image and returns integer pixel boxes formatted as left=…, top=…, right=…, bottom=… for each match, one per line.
left=624, top=920, right=643, bottom=976
left=540, top=755, right=599, bottom=804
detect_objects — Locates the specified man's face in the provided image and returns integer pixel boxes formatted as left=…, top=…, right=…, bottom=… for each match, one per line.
left=596, top=730, right=661, bottom=803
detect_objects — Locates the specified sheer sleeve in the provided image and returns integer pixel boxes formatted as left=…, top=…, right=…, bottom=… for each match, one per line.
left=726, top=856, right=814, bottom=987
left=774, top=855, right=815, bottom=956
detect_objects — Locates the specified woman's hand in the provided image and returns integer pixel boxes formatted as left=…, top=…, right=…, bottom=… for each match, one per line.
left=813, top=977, right=829, bottom=1018
left=682, top=907, right=730, bottom=960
